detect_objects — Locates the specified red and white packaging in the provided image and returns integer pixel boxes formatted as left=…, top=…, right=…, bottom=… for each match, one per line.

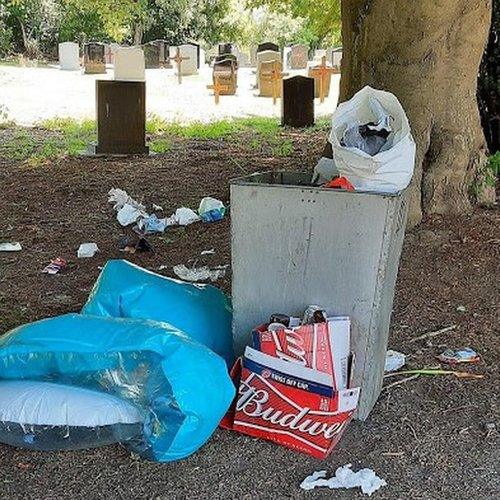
left=252, top=317, right=351, bottom=391
left=222, top=316, right=360, bottom=459
left=222, top=347, right=359, bottom=459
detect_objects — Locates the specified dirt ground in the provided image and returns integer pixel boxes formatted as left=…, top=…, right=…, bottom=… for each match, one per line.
left=0, top=128, right=498, bottom=500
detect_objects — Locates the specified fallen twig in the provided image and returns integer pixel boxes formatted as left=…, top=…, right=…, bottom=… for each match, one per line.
left=382, top=374, right=420, bottom=391
left=410, top=325, right=456, bottom=343
left=384, top=368, right=484, bottom=380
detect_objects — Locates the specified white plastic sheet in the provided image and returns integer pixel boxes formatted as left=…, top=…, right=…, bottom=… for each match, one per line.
left=329, top=86, right=415, bottom=193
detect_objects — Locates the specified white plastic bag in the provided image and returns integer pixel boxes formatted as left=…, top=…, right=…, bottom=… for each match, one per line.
left=329, top=86, right=415, bottom=193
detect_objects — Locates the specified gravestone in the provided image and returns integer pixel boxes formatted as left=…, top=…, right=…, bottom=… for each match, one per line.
left=58, top=42, right=80, bottom=71
left=143, top=42, right=161, bottom=69
left=92, top=80, right=148, bottom=155
left=214, top=53, right=238, bottom=68
left=283, top=46, right=292, bottom=69
left=154, top=40, right=171, bottom=68
left=308, top=56, right=338, bottom=101
left=289, top=44, right=308, bottom=69
left=185, top=42, right=201, bottom=68
left=256, top=49, right=281, bottom=89
left=281, top=76, right=314, bottom=127
left=114, top=47, right=145, bottom=81
left=330, top=47, right=343, bottom=69
left=218, top=42, right=234, bottom=56
left=259, top=60, right=285, bottom=100
left=313, top=49, right=327, bottom=61
left=84, top=42, right=106, bottom=74
left=213, top=58, right=237, bottom=95
left=257, top=42, right=279, bottom=53
left=178, top=44, right=198, bottom=75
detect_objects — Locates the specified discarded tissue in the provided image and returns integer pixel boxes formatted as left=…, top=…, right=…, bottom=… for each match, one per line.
left=108, top=188, right=148, bottom=226
left=0, top=314, right=235, bottom=461
left=384, top=350, right=406, bottom=372
left=300, top=465, right=387, bottom=496
left=198, top=197, right=226, bottom=223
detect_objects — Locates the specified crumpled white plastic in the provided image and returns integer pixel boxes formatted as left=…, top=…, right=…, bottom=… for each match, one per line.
left=77, top=243, right=99, bottom=258
left=300, top=465, right=387, bottom=496
left=173, top=264, right=227, bottom=282
left=165, top=207, right=201, bottom=227
left=108, top=188, right=148, bottom=226
left=384, top=350, right=406, bottom=372
left=0, top=242, right=22, bottom=252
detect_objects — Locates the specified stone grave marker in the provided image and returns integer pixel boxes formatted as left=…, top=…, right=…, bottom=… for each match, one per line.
left=218, top=42, right=234, bottom=56
left=260, top=60, right=288, bottom=104
left=281, top=75, right=314, bottom=127
left=185, top=42, right=201, bottom=68
left=59, top=42, right=80, bottom=71
left=84, top=42, right=106, bottom=74
left=257, top=42, right=279, bottom=53
left=172, top=47, right=190, bottom=83
left=330, top=47, right=343, bottom=69
left=256, top=49, right=281, bottom=89
left=207, top=75, right=231, bottom=105
left=143, top=41, right=161, bottom=69
left=308, top=55, right=339, bottom=102
left=114, top=47, right=145, bottom=81
left=178, top=44, right=198, bottom=75
left=289, top=44, right=308, bottom=69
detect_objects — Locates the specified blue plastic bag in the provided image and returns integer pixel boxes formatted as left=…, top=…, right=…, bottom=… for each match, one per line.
left=0, top=314, right=235, bottom=462
left=82, top=260, right=234, bottom=364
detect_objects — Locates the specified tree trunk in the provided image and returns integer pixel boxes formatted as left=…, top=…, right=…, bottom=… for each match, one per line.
left=133, top=22, right=144, bottom=46
left=340, top=0, right=493, bottom=226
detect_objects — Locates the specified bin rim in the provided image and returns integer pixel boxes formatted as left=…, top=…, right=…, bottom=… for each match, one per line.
left=230, top=171, right=407, bottom=198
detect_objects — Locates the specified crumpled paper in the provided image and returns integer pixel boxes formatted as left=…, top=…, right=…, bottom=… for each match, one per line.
left=384, top=350, right=406, bottom=372
left=300, top=465, right=387, bottom=496
left=108, top=188, right=148, bottom=226
left=173, top=264, right=227, bottom=283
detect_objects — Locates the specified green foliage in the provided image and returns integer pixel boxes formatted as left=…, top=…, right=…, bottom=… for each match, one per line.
left=246, top=0, right=341, bottom=45
left=0, top=4, right=13, bottom=56
left=485, top=152, right=500, bottom=187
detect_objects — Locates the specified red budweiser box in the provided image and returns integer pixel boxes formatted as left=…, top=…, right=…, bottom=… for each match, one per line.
left=221, top=346, right=360, bottom=459
left=252, top=318, right=351, bottom=392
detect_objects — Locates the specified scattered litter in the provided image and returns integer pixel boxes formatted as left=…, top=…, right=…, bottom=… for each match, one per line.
left=0, top=242, right=22, bottom=252
left=166, top=207, right=201, bottom=227
left=456, top=305, right=467, bottom=313
left=410, top=325, right=456, bottom=343
left=437, top=348, right=480, bottom=365
left=136, top=214, right=167, bottom=234
left=303, top=305, right=327, bottom=324
left=384, top=350, right=406, bottom=372
left=42, top=257, right=67, bottom=275
left=77, top=243, right=99, bottom=258
left=201, top=249, right=215, bottom=256
left=300, top=465, right=387, bottom=496
left=173, top=264, right=227, bottom=282
left=152, top=204, right=163, bottom=211
left=198, top=197, right=226, bottom=223
left=108, top=188, right=148, bottom=226
left=119, top=236, right=153, bottom=254
left=384, top=368, right=484, bottom=380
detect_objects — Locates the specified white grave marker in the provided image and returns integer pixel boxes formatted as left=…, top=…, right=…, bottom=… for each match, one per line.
left=58, top=42, right=80, bottom=71
left=114, top=47, right=145, bottom=82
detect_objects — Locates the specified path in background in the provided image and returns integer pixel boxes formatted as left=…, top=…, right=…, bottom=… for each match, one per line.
left=0, top=64, right=339, bottom=126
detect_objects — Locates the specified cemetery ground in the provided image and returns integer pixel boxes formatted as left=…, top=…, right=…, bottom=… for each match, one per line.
left=0, top=117, right=498, bottom=500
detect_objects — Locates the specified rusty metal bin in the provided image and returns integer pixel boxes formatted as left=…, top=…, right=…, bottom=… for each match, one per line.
left=230, top=171, right=409, bottom=420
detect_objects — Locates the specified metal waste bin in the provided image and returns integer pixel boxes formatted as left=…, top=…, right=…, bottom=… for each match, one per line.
left=230, top=171, right=409, bottom=420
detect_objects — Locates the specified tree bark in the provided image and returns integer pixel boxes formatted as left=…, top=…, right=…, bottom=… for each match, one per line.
left=340, top=0, right=493, bottom=226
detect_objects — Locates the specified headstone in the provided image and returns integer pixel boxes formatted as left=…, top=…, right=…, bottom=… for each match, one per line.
left=289, top=44, right=308, bottom=69
left=153, top=39, right=171, bottom=68
left=185, top=42, right=201, bottom=68
left=281, top=76, right=314, bottom=127
left=218, top=42, right=234, bottom=56
left=213, top=58, right=237, bottom=95
left=257, top=42, right=279, bottom=54
left=313, top=49, right=326, bottom=61
left=58, top=42, right=80, bottom=71
left=283, top=46, right=292, bottom=69
left=214, top=53, right=238, bottom=67
left=178, top=44, right=198, bottom=75
left=84, top=42, right=106, bottom=74
left=259, top=60, right=286, bottom=102
left=308, top=56, right=338, bottom=102
left=256, top=49, right=281, bottom=89
left=114, top=47, right=145, bottom=82
left=330, top=47, right=343, bottom=69
left=92, top=80, right=148, bottom=155
left=143, top=42, right=161, bottom=69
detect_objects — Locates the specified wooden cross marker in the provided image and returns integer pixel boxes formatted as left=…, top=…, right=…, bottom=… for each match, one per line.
left=309, top=55, right=339, bottom=103
left=171, top=47, right=189, bottom=84
left=207, top=75, right=231, bottom=105
left=260, top=61, right=289, bottom=105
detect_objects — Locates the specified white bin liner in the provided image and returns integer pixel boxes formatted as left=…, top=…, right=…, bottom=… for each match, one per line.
left=329, top=86, right=415, bottom=193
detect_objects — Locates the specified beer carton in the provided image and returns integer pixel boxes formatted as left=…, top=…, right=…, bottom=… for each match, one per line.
left=229, top=348, right=359, bottom=459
